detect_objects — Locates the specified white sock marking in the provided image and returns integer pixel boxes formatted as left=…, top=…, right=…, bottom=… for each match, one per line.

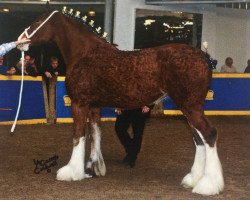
left=57, top=137, right=86, bottom=181
left=190, top=130, right=224, bottom=195
left=87, top=123, right=106, bottom=176
left=182, top=144, right=205, bottom=188
left=192, top=143, right=224, bottom=195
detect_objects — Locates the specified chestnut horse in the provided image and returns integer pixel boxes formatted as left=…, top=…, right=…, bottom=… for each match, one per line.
left=19, top=11, right=224, bottom=195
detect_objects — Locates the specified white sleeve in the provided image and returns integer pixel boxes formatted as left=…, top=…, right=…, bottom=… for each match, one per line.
left=0, top=42, right=16, bottom=57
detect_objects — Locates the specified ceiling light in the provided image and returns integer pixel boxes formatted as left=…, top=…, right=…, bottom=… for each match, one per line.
left=184, top=21, right=193, bottom=26
left=163, top=23, right=170, bottom=28
left=3, top=8, right=10, bottom=12
left=88, top=10, right=95, bottom=17
left=144, top=19, right=155, bottom=26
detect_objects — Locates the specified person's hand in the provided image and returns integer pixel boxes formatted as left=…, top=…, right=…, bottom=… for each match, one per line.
left=54, top=72, right=59, bottom=76
left=45, top=71, right=52, bottom=78
left=115, top=108, right=122, bottom=115
left=142, top=106, right=150, bottom=113
left=15, top=38, right=31, bottom=46
left=6, top=67, right=16, bottom=75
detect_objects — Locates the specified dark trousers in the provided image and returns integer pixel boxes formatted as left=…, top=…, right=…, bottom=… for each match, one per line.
left=115, top=109, right=149, bottom=158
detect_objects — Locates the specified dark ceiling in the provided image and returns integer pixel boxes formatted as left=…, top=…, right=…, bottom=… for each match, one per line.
left=0, top=0, right=105, bottom=13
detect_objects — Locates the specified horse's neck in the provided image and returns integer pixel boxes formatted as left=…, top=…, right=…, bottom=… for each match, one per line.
left=53, top=19, right=104, bottom=68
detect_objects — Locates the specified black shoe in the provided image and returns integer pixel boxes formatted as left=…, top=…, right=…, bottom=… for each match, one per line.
left=128, top=160, right=136, bottom=168
left=122, top=154, right=130, bottom=164
left=123, top=154, right=137, bottom=168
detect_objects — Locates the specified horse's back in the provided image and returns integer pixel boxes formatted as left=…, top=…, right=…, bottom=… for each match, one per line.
left=67, top=43, right=211, bottom=109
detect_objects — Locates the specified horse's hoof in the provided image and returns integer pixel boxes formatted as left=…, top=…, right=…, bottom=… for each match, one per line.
left=95, top=160, right=106, bottom=176
left=84, top=173, right=93, bottom=178
left=85, top=168, right=96, bottom=177
left=56, top=165, right=84, bottom=181
left=192, top=175, right=224, bottom=196
left=122, top=154, right=137, bottom=168
left=181, top=172, right=202, bottom=188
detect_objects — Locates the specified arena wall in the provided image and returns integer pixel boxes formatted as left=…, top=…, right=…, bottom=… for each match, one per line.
left=113, top=0, right=250, bottom=72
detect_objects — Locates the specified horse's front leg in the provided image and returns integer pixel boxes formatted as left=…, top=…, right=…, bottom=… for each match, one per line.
left=57, top=103, right=89, bottom=181
left=86, top=107, right=106, bottom=177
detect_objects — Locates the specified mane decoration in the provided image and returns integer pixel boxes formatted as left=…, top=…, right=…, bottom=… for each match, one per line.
left=61, top=6, right=109, bottom=43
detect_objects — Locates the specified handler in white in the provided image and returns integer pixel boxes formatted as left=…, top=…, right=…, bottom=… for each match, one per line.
left=0, top=38, right=30, bottom=57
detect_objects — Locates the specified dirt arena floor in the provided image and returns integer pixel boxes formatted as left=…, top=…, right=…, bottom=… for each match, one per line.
left=0, top=116, right=249, bottom=200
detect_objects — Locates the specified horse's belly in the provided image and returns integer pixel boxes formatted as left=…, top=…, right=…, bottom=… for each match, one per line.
left=90, top=89, right=162, bottom=109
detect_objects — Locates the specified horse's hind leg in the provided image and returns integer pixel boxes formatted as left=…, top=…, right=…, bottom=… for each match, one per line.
left=181, top=127, right=206, bottom=189
left=57, top=103, right=88, bottom=181
left=86, top=107, right=106, bottom=177
left=181, top=106, right=224, bottom=195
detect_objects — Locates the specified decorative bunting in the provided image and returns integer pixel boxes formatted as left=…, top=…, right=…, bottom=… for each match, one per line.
left=61, top=6, right=109, bottom=43
left=75, top=11, right=81, bottom=18
left=62, top=6, right=67, bottom=14
left=81, top=15, right=87, bottom=22
left=89, top=20, right=95, bottom=27
left=102, top=32, right=108, bottom=38
left=96, top=27, right=101, bottom=33
left=68, top=8, right=73, bottom=16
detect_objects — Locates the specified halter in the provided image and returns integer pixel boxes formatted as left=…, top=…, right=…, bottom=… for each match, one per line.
left=19, top=10, right=59, bottom=40
left=11, top=10, right=59, bottom=133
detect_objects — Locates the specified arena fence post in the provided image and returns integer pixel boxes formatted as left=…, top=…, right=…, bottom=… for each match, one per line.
left=42, top=77, right=50, bottom=122
left=48, top=76, right=57, bottom=124
left=151, top=102, right=164, bottom=117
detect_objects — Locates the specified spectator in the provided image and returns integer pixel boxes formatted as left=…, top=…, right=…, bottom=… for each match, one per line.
left=220, top=57, right=237, bottom=73
left=25, top=54, right=39, bottom=74
left=244, top=59, right=250, bottom=73
left=0, top=38, right=30, bottom=57
left=0, top=56, right=8, bottom=75
left=15, top=58, right=37, bottom=77
left=44, top=57, right=60, bottom=105
left=6, top=67, right=17, bottom=75
left=44, top=57, right=60, bottom=78
left=115, top=106, right=152, bottom=168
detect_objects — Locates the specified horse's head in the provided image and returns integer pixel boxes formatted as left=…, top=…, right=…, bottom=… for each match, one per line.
left=18, top=11, right=62, bottom=50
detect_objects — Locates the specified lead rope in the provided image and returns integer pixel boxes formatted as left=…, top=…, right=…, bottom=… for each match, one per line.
left=11, top=10, right=59, bottom=134
left=11, top=51, right=25, bottom=133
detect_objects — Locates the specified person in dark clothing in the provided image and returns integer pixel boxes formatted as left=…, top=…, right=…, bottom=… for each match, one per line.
left=44, top=57, right=60, bottom=103
left=0, top=56, right=8, bottom=75
left=115, top=106, right=152, bottom=168
left=25, top=54, right=39, bottom=75
left=15, top=57, right=38, bottom=77
left=244, top=59, right=250, bottom=73
left=24, top=65, right=38, bottom=76
left=44, top=57, right=60, bottom=78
